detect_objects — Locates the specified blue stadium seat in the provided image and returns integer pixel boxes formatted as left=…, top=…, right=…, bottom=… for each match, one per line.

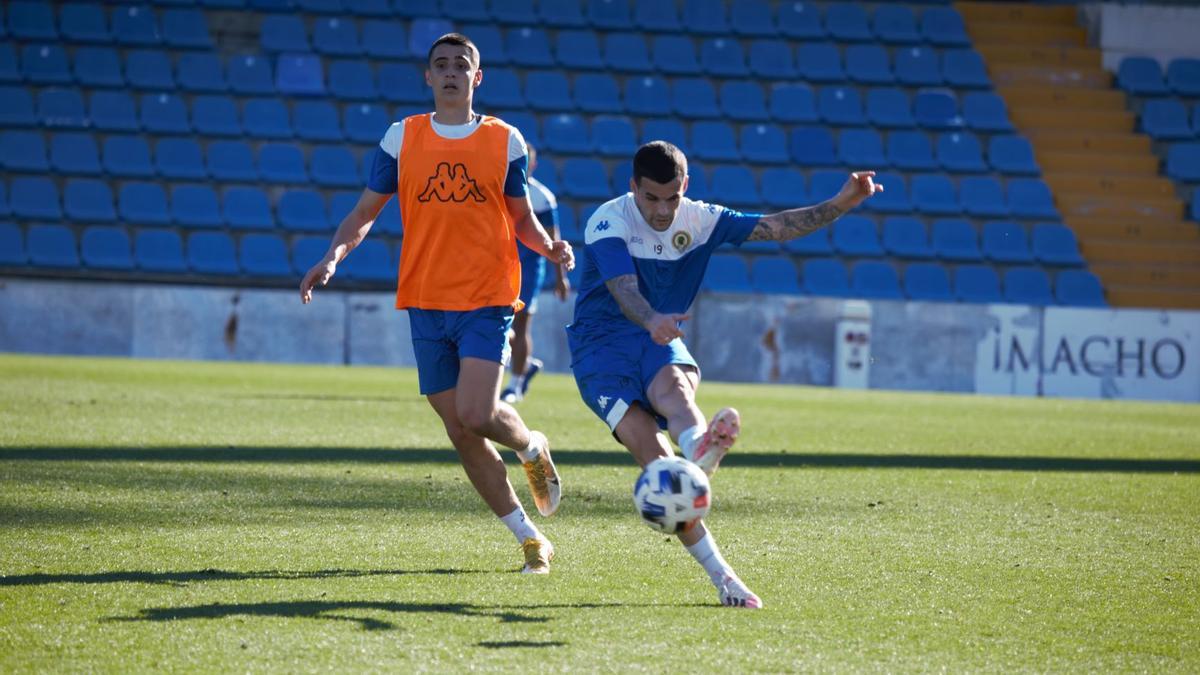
left=887, top=130, right=937, bottom=170
left=344, top=103, right=390, bottom=143
left=652, top=35, right=699, bottom=75
left=1055, top=269, right=1106, bottom=307
left=102, top=135, right=154, bottom=177
left=769, top=83, right=818, bottom=124
left=313, top=17, right=361, bottom=56
left=872, top=5, right=919, bottom=44
left=741, top=124, right=788, bottom=164
left=276, top=54, right=325, bottom=96
left=81, top=226, right=133, bottom=270
left=802, top=258, right=850, bottom=296
left=72, top=46, right=122, bottom=88
left=592, top=116, right=637, bottom=156
left=954, top=264, right=1001, bottom=303
left=259, top=143, right=308, bottom=183
left=50, top=132, right=101, bottom=175
left=921, top=7, right=969, bottom=47
left=962, top=92, right=1013, bottom=133
left=1007, top=178, right=1059, bottom=219
left=866, top=87, right=914, bottom=129
left=126, top=50, right=174, bottom=90
left=295, top=101, right=343, bottom=141
left=239, top=233, right=292, bottom=277
left=914, top=89, right=961, bottom=130
left=64, top=179, right=116, bottom=223
left=634, top=0, right=681, bottom=31
left=474, top=67, right=523, bottom=109
left=1, top=130, right=48, bottom=172
left=228, top=55, right=274, bottom=95
left=1004, top=267, right=1053, bottom=306
left=574, top=73, right=623, bottom=114
left=393, top=0, right=438, bottom=18
left=702, top=254, right=752, bottom=293
left=155, top=137, right=207, bottom=180
left=796, top=43, right=844, bottom=83
left=751, top=256, right=800, bottom=294
left=896, top=46, right=942, bottom=86
left=989, top=136, right=1039, bottom=175
left=903, top=263, right=953, bottom=301
left=819, top=86, right=866, bottom=126
left=960, top=176, right=1009, bottom=218
left=311, top=146, right=360, bottom=187
left=932, top=219, right=982, bottom=262
left=826, top=4, right=871, bottom=42
left=172, top=185, right=222, bottom=228
left=784, top=228, right=832, bottom=256
left=866, top=172, right=911, bottom=213
left=0, top=222, right=25, bottom=265
left=1032, top=223, right=1084, bottom=266
left=685, top=165, right=709, bottom=201
left=982, top=221, right=1033, bottom=264
left=290, top=236, right=329, bottom=276
left=777, top=2, right=823, bottom=40
left=224, top=187, right=273, bottom=229
left=135, top=228, right=187, bottom=272
left=1140, top=99, right=1192, bottom=140
left=558, top=30, right=605, bottom=71
left=604, top=32, right=652, bottom=73
left=22, top=44, right=72, bottom=84
left=188, top=231, right=239, bottom=275
left=278, top=190, right=329, bottom=231
left=191, top=96, right=241, bottom=137
left=163, top=8, right=213, bottom=49
left=0, top=45, right=14, bottom=83
left=589, top=0, right=633, bottom=29
left=370, top=196, right=404, bottom=235
left=911, top=174, right=960, bottom=215
left=641, top=118, right=688, bottom=154
left=442, top=0, right=489, bottom=21
left=507, top=27, right=553, bottom=68
left=408, top=18, right=454, bottom=58
left=1193, top=191, right=1200, bottom=222
left=760, top=168, right=806, bottom=208
left=838, top=128, right=886, bottom=166
left=937, top=132, right=987, bottom=173
left=328, top=60, right=377, bottom=101
left=254, top=0, right=300, bottom=12
left=852, top=260, right=903, bottom=299
left=118, top=182, right=170, bottom=226
left=112, top=5, right=161, bottom=46
left=60, top=3, right=110, bottom=43
left=684, top=0, right=730, bottom=35
left=1165, top=143, right=1200, bottom=181
left=539, top=0, right=586, bottom=27
left=362, top=20, right=408, bottom=59
left=1167, top=58, right=1200, bottom=96
left=747, top=40, right=796, bottom=80
left=525, top=71, right=573, bottom=112
left=1117, top=57, right=1168, bottom=96
left=491, top=0, right=536, bottom=25
left=671, top=78, right=720, bottom=119
left=0, top=86, right=34, bottom=127
left=378, top=64, right=431, bottom=105
left=504, top=111, right=540, bottom=148
left=460, top=24, right=506, bottom=65
left=10, top=1, right=56, bottom=40
left=833, top=215, right=884, bottom=256
left=261, top=15, right=308, bottom=52
left=943, top=50, right=991, bottom=89
left=808, top=169, right=848, bottom=202
left=701, top=38, right=748, bottom=78
left=37, top=89, right=87, bottom=129
left=720, top=81, right=768, bottom=122
left=341, top=238, right=395, bottom=281
left=790, top=127, right=838, bottom=166
left=140, top=93, right=190, bottom=134
left=561, top=158, right=610, bottom=199
left=709, top=165, right=759, bottom=207
left=846, top=44, right=894, bottom=85
left=207, top=140, right=257, bottom=182
left=882, top=216, right=933, bottom=259
left=244, top=98, right=292, bottom=139
left=732, top=0, right=774, bottom=37
left=27, top=224, right=77, bottom=268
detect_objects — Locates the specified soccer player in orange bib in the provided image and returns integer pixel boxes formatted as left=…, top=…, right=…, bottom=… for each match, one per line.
left=300, top=33, right=574, bottom=575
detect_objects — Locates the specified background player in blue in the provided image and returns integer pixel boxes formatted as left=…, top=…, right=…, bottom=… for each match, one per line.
left=501, top=145, right=570, bottom=404
left=568, top=141, right=882, bottom=608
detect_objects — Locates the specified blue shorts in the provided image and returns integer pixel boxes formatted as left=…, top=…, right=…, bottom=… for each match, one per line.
left=517, top=243, right=546, bottom=313
left=570, top=331, right=698, bottom=432
left=409, top=306, right=514, bottom=395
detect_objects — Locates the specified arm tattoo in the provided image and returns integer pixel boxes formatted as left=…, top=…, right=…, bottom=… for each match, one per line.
left=746, top=201, right=845, bottom=242
left=605, top=274, right=656, bottom=329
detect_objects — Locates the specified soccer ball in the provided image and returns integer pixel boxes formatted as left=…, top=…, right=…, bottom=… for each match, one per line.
left=632, top=456, right=711, bottom=534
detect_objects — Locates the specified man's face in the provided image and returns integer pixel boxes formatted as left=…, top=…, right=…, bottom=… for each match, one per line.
left=631, top=175, right=688, bottom=231
left=426, top=43, right=481, bottom=104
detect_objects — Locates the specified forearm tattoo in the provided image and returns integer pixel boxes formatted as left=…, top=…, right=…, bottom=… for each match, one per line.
left=605, top=274, right=656, bottom=328
left=746, top=201, right=845, bottom=242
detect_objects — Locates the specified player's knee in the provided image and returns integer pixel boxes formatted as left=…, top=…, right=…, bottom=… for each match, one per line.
left=457, top=403, right=496, bottom=437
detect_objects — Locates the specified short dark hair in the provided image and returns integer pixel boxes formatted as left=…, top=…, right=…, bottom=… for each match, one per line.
left=427, top=33, right=479, bottom=66
left=632, top=141, right=687, bottom=185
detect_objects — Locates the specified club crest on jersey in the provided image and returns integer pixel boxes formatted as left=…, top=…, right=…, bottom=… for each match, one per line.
left=672, top=231, right=692, bottom=252
left=418, top=162, right=485, bottom=203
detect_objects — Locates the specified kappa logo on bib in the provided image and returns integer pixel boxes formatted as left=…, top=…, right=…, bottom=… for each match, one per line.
left=418, top=162, right=486, bottom=203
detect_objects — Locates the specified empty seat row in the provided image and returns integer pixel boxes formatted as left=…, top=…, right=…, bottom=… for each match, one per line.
left=0, top=176, right=401, bottom=233
left=1117, top=56, right=1200, bottom=97
left=1140, top=99, right=1200, bottom=141
left=0, top=221, right=398, bottom=281
left=1166, top=143, right=1200, bottom=182
left=6, top=2, right=212, bottom=48
left=702, top=254, right=1104, bottom=306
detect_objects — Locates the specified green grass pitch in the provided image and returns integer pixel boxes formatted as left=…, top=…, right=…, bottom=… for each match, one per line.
left=1, top=353, right=1197, bottom=672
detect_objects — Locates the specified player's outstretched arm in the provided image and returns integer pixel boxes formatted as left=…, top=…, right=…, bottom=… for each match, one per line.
left=505, top=195, right=575, bottom=271
left=746, top=171, right=883, bottom=243
left=300, top=188, right=391, bottom=304
left=605, top=274, right=688, bottom=346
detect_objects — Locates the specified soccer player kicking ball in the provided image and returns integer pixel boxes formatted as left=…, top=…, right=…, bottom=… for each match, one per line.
left=568, top=142, right=881, bottom=608
left=300, top=33, right=574, bottom=575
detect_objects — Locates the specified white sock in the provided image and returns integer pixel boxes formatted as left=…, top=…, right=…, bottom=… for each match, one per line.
left=509, top=374, right=525, bottom=391
left=514, top=433, right=541, bottom=463
left=678, top=425, right=705, bottom=461
left=499, top=507, right=541, bottom=545
left=685, top=532, right=735, bottom=587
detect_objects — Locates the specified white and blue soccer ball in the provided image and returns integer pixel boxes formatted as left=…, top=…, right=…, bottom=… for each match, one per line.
left=633, top=456, right=711, bottom=534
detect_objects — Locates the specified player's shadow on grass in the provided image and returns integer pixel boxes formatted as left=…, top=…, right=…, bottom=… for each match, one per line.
left=478, top=640, right=567, bottom=649
left=0, top=567, right=490, bottom=588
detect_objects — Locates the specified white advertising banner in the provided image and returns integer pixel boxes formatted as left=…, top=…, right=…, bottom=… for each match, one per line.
left=973, top=304, right=1043, bottom=397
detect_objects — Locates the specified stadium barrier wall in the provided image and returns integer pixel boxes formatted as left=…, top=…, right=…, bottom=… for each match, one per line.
left=1, top=278, right=1196, bottom=403
left=1082, top=3, right=1200, bottom=70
